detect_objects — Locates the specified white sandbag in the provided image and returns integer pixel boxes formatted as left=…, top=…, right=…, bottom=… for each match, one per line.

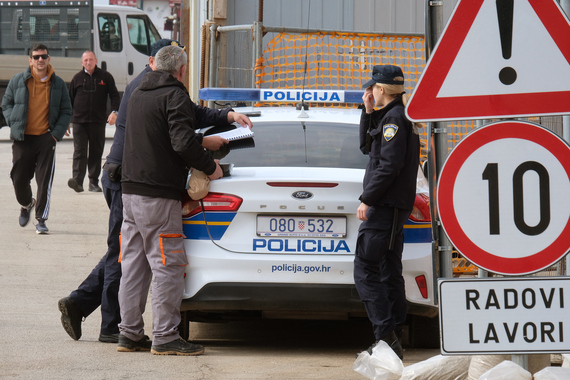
left=562, top=354, right=570, bottom=368
left=533, top=367, right=570, bottom=380
left=467, top=355, right=510, bottom=380
left=400, top=354, right=470, bottom=380
left=353, top=340, right=403, bottom=380
left=477, top=360, right=531, bottom=380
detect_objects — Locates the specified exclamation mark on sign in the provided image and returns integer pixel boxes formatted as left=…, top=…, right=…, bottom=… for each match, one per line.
left=497, top=0, right=517, bottom=85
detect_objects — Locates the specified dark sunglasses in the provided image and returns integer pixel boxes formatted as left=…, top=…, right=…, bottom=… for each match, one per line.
left=32, top=54, right=49, bottom=60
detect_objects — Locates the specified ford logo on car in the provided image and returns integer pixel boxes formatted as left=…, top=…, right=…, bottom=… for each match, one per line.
left=292, top=191, right=313, bottom=200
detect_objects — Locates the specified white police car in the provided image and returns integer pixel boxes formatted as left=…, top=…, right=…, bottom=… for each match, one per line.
left=179, top=89, right=438, bottom=347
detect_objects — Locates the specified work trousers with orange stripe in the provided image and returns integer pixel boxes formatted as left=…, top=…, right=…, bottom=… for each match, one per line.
left=118, top=194, right=188, bottom=346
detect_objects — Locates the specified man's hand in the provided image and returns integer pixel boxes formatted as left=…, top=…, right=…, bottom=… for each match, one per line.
left=228, top=111, right=253, bottom=129
left=65, top=126, right=71, bottom=137
left=202, top=135, right=228, bottom=151
left=357, top=202, right=369, bottom=221
left=107, top=112, right=117, bottom=126
left=208, top=161, right=224, bottom=180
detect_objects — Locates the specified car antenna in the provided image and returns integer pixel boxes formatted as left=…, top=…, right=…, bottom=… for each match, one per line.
left=297, top=0, right=311, bottom=118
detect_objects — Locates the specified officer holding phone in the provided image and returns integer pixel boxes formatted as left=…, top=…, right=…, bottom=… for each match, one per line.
left=354, top=65, right=422, bottom=360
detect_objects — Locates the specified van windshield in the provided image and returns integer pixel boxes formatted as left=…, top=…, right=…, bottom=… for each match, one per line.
left=127, top=15, right=161, bottom=56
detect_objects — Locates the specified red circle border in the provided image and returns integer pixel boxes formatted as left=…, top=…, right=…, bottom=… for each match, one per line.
left=437, top=121, right=570, bottom=275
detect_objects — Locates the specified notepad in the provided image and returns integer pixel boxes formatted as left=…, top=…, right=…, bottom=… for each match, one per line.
left=213, top=127, right=254, bottom=141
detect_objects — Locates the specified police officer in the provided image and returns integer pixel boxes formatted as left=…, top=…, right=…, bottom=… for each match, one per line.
left=354, top=65, right=422, bottom=359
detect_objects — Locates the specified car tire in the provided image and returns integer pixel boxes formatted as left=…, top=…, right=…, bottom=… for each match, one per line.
left=408, top=315, right=440, bottom=348
left=178, top=310, right=191, bottom=341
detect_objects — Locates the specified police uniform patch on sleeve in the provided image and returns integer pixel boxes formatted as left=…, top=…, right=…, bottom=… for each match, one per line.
left=383, top=124, right=399, bottom=141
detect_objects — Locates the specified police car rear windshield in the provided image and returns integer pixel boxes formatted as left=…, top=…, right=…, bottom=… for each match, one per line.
left=204, top=121, right=368, bottom=169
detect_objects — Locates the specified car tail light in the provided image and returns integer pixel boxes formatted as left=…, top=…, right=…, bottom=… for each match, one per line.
left=409, top=193, right=430, bottom=222
left=415, top=275, right=428, bottom=299
left=181, top=193, right=243, bottom=218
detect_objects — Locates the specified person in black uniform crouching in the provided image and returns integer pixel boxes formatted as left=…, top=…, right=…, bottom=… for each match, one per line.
left=354, top=65, right=422, bottom=359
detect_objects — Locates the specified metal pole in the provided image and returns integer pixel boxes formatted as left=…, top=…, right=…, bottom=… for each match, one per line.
left=252, top=21, right=263, bottom=89
left=475, top=120, right=490, bottom=279
left=560, top=0, right=570, bottom=277
left=426, top=0, right=453, bottom=279
left=208, top=23, right=218, bottom=109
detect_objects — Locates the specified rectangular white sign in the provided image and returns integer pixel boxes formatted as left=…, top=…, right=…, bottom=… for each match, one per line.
left=439, top=277, right=570, bottom=354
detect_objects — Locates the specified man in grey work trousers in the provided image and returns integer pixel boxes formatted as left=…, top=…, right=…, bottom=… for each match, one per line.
left=117, top=45, right=224, bottom=355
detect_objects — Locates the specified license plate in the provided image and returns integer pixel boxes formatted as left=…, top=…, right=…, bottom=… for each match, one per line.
left=256, top=215, right=346, bottom=237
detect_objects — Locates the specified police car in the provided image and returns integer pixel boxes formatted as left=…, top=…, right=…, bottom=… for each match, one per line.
left=179, top=88, right=438, bottom=347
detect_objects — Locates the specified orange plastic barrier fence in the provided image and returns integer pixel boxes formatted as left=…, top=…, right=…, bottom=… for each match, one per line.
left=254, top=31, right=478, bottom=158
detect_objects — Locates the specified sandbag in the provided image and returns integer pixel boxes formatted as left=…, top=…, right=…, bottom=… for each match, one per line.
left=400, top=354, right=470, bottom=380
left=353, top=340, right=403, bottom=380
left=533, top=367, right=570, bottom=380
left=477, top=360, right=531, bottom=380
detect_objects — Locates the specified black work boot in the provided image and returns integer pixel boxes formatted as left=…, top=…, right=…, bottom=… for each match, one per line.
left=363, top=331, right=403, bottom=360
left=117, top=334, right=152, bottom=352
left=58, top=297, right=83, bottom=340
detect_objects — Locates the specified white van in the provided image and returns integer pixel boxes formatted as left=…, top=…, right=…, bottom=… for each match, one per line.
left=0, top=3, right=162, bottom=93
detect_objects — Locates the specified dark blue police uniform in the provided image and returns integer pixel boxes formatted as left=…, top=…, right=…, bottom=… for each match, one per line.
left=354, top=94, right=420, bottom=346
left=66, top=64, right=150, bottom=339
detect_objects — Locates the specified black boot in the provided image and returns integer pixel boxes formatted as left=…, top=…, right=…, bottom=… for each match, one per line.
left=364, top=331, right=403, bottom=360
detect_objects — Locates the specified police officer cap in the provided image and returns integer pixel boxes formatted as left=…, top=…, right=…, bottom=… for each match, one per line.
left=362, top=65, right=405, bottom=88
left=150, top=39, right=183, bottom=57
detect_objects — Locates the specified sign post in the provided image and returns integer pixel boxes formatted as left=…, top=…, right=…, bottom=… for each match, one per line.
left=406, top=0, right=570, bottom=366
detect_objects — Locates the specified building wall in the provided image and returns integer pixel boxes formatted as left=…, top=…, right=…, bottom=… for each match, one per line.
left=141, top=0, right=174, bottom=38
left=226, top=0, right=458, bottom=34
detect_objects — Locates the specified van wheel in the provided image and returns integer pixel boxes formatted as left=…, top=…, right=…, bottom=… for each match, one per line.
left=408, top=315, right=440, bottom=348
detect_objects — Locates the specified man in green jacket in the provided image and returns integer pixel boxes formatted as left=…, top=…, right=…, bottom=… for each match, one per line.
left=1, top=43, right=72, bottom=234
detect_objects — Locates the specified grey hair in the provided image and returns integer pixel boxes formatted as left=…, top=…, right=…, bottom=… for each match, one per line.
left=155, top=45, right=187, bottom=76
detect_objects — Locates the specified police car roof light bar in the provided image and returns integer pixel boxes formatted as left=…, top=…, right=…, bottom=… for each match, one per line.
left=199, top=88, right=365, bottom=104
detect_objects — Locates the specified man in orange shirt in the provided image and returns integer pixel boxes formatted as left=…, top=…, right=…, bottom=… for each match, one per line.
left=1, top=43, right=72, bottom=234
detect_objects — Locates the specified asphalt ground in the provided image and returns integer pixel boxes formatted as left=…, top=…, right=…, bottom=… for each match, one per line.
left=0, top=128, right=446, bottom=379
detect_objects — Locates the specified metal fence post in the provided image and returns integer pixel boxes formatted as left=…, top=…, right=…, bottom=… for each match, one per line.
left=208, top=23, right=218, bottom=109
left=252, top=21, right=263, bottom=89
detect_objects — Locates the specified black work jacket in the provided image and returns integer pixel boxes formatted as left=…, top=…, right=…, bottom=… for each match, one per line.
left=69, top=66, right=120, bottom=124
left=359, top=96, right=419, bottom=211
left=121, top=70, right=218, bottom=201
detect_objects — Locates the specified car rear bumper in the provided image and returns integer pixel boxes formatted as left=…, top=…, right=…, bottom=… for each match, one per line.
left=180, top=282, right=438, bottom=319
left=180, top=282, right=364, bottom=312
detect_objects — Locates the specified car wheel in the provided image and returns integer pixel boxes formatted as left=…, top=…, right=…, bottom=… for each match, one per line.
left=178, top=310, right=190, bottom=341
left=408, top=315, right=440, bottom=348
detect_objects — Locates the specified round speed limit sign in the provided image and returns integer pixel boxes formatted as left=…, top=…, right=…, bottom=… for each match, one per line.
left=437, top=121, right=570, bottom=275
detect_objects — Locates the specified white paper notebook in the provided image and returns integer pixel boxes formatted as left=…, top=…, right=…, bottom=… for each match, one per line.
left=213, top=127, right=254, bottom=141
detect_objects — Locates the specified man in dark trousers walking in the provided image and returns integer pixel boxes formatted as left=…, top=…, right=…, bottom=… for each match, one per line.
left=68, top=50, right=120, bottom=193
left=2, top=43, right=72, bottom=234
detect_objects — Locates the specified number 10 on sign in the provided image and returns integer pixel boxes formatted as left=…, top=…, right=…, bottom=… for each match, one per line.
left=437, top=121, right=570, bottom=275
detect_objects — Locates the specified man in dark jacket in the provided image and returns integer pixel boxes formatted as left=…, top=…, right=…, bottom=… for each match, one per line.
left=57, top=39, right=250, bottom=345
left=68, top=50, right=120, bottom=193
left=1, top=43, right=72, bottom=234
left=117, top=44, right=223, bottom=355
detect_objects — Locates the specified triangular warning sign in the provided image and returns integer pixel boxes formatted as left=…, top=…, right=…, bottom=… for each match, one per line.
left=406, top=0, right=570, bottom=122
